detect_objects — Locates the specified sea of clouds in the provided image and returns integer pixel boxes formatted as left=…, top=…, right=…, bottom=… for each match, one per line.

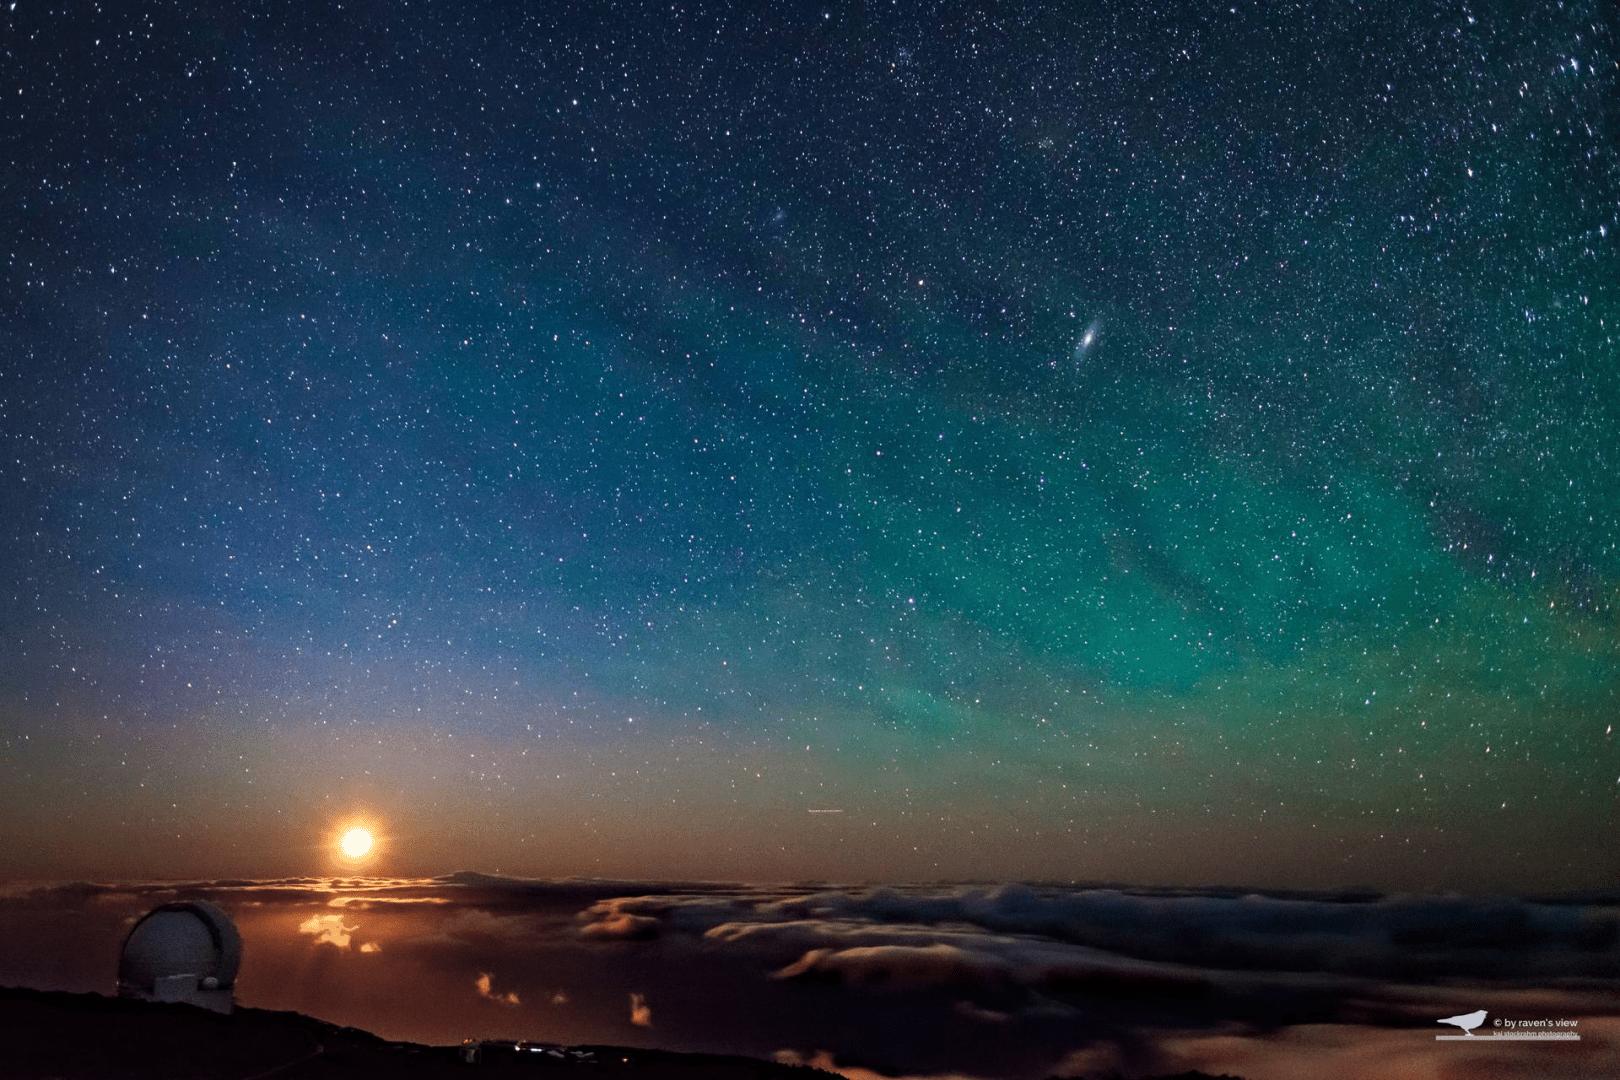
left=2, top=874, right=1618, bottom=1079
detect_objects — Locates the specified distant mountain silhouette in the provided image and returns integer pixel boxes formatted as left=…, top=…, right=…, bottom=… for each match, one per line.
left=0, top=986, right=826, bottom=1079
left=0, top=985, right=1251, bottom=1080
left=1061, top=1073, right=1248, bottom=1080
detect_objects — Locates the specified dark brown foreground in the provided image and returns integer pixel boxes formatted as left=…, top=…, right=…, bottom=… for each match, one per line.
left=0, top=986, right=826, bottom=1080
left=0, top=986, right=1243, bottom=1080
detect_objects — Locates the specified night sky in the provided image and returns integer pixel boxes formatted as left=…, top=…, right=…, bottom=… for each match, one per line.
left=2, top=0, right=1617, bottom=891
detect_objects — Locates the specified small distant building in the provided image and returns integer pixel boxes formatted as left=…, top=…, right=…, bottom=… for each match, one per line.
left=458, top=1039, right=597, bottom=1066
left=117, top=900, right=242, bottom=1014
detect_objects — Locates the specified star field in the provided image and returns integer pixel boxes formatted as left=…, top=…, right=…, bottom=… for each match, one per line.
left=1, top=0, right=1617, bottom=889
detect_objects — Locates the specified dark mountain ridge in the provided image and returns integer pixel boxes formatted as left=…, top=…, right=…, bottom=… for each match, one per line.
left=0, top=985, right=1244, bottom=1080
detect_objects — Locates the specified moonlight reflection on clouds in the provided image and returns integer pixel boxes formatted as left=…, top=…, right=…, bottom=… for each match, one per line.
left=4, top=877, right=1620, bottom=1080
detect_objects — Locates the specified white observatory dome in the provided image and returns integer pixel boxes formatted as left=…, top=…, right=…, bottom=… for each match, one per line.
left=117, top=900, right=241, bottom=1013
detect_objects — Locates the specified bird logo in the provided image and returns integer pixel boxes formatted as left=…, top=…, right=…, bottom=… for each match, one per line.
left=1438, top=1009, right=1487, bottom=1035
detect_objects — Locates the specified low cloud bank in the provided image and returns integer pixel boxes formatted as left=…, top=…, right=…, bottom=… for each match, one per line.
left=2, top=875, right=1617, bottom=1078
left=476, top=972, right=521, bottom=1006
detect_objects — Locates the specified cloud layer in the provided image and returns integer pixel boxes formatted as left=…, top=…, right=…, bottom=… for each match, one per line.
left=3, top=874, right=1618, bottom=1079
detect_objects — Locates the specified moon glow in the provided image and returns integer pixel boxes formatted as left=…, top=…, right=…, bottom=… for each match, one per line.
left=340, top=827, right=374, bottom=859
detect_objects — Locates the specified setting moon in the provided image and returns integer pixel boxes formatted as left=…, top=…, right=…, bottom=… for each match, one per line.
left=340, top=827, right=374, bottom=859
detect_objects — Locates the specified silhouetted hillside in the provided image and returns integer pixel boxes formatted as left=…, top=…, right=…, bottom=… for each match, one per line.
left=0, top=986, right=826, bottom=1079
left=1059, top=1073, right=1248, bottom=1080
left=0, top=986, right=1249, bottom=1080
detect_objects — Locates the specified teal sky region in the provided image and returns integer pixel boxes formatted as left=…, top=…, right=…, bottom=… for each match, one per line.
left=1, top=0, right=1617, bottom=890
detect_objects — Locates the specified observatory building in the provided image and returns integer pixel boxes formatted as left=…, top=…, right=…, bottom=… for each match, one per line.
left=117, top=900, right=241, bottom=1014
